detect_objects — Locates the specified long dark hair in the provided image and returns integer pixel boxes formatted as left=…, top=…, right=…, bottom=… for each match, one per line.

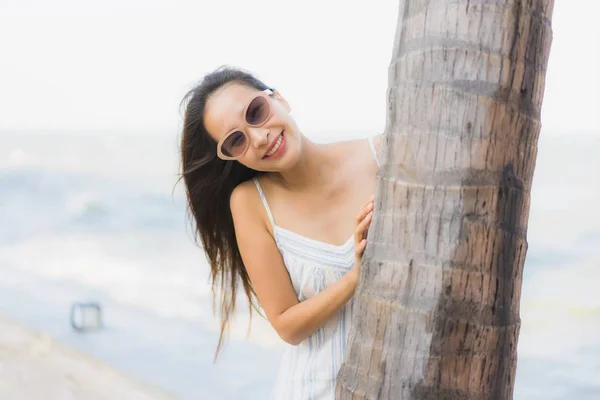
left=177, top=66, right=270, bottom=360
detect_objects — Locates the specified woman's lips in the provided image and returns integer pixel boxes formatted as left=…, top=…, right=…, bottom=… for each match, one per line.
left=263, top=131, right=286, bottom=159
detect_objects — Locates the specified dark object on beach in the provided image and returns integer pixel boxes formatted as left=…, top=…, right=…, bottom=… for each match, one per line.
left=70, top=302, right=103, bottom=332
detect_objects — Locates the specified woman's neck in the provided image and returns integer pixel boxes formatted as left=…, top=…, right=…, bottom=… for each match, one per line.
left=269, top=135, right=342, bottom=192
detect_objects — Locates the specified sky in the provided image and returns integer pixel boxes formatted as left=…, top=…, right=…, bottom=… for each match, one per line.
left=0, top=0, right=598, bottom=136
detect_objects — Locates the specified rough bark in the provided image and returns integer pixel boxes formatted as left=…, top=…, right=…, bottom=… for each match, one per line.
left=336, top=1, right=554, bottom=399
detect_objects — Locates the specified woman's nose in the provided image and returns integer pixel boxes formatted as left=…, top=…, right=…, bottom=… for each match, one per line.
left=248, top=127, right=270, bottom=148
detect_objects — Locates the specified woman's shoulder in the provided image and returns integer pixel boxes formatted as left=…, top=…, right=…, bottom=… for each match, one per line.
left=230, top=177, right=277, bottom=238
left=330, top=133, right=382, bottom=149
left=328, top=133, right=382, bottom=165
left=230, top=178, right=259, bottom=209
left=370, top=133, right=383, bottom=161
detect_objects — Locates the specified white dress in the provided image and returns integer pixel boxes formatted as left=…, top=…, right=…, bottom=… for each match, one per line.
left=254, top=136, right=381, bottom=400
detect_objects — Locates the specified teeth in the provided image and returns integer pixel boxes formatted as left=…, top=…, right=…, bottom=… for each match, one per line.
left=266, top=134, right=283, bottom=156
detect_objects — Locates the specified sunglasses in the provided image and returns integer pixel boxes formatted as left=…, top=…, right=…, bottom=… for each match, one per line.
left=216, top=88, right=275, bottom=160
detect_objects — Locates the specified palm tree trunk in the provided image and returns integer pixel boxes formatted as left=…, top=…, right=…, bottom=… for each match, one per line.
left=336, top=1, right=554, bottom=399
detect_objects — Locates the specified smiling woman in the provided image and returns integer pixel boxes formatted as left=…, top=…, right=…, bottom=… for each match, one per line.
left=202, top=80, right=302, bottom=171
left=211, top=88, right=287, bottom=161
left=178, top=65, right=381, bottom=399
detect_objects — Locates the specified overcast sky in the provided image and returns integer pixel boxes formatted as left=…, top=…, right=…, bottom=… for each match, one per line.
left=0, top=0, right=598, bottom=136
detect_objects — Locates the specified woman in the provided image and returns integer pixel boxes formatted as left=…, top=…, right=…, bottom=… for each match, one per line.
left=179, top=66, right=381, bottom=399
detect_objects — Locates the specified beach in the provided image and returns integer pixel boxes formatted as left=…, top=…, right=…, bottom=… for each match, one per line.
left=0, top=314, right=176, bottom=400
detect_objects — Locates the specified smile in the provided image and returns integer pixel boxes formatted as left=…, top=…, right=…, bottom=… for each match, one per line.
left=263, top=131, right=286, bottom=159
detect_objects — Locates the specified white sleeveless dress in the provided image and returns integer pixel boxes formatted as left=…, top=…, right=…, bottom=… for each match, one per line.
left=254, top=136, right=381, bottom=400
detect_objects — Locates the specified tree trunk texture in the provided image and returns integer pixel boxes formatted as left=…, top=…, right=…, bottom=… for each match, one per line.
left=336, top=1, right=554, bottom=399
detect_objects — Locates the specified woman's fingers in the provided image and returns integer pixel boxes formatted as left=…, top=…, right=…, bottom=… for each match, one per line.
left=355, top=198, right=374, bottom=224
left=356, top=210, right=372, bottom=238
left=355, top=238, right=367, bottom=254
left=355, top=199, right=374, bottom=239
left=354, top=197, right=374, bottom=255
left=354, top=215, right=371, bottom=261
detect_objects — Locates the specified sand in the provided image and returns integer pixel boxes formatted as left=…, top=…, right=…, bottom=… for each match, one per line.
left=0, top=315, right=178, bottom=400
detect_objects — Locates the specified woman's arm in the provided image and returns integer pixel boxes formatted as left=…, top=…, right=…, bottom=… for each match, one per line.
left=230, top=181, right=372, bottom=345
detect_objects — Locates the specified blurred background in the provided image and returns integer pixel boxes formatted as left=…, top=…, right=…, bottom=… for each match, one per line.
left=0, top=1, right=598, bottom=399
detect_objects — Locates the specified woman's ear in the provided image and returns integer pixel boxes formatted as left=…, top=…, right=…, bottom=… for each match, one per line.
left=273, top=90, right=292, bottom=114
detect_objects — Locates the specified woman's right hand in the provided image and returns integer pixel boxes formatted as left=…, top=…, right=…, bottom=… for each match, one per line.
left=350, top=195, right=374, bottom=282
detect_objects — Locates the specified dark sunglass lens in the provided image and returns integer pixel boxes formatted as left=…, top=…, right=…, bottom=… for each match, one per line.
left=222, top=131, right=247, bottom=157
left=246, top=96, right=269, bottom=125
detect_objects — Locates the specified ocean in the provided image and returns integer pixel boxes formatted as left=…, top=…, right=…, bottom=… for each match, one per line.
left=0, top=131, right=598, bottom=399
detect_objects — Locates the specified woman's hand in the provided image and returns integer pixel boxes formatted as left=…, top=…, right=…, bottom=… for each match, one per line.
left=349, top=195, right=374, bottom=283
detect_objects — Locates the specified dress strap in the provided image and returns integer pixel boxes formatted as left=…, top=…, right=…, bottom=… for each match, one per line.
left=367, top=135, right=381, bottom=167
left=253, top=177, right=276, bottom=229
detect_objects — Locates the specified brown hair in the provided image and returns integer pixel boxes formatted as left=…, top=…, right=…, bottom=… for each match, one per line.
left=177, top=66, right=270, bottom=360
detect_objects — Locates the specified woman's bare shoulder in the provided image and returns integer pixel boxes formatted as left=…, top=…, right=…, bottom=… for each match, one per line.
left=326, top=133, right=382, bottom=149
left=338, top=133, right=383, bottom=162
left=230, top=177, right=274, bottom=235
left=230, top=179, right=259, bottom=212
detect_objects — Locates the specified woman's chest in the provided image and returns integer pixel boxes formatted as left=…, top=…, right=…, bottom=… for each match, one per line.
left=271, top=176, right=376, bottom=247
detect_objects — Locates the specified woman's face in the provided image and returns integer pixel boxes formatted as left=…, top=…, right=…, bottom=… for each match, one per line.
left=204, top=82, right=303, bottom=171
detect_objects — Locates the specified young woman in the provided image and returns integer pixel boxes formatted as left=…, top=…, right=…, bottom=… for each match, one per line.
left=179, top=66, right=381, bottom=399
